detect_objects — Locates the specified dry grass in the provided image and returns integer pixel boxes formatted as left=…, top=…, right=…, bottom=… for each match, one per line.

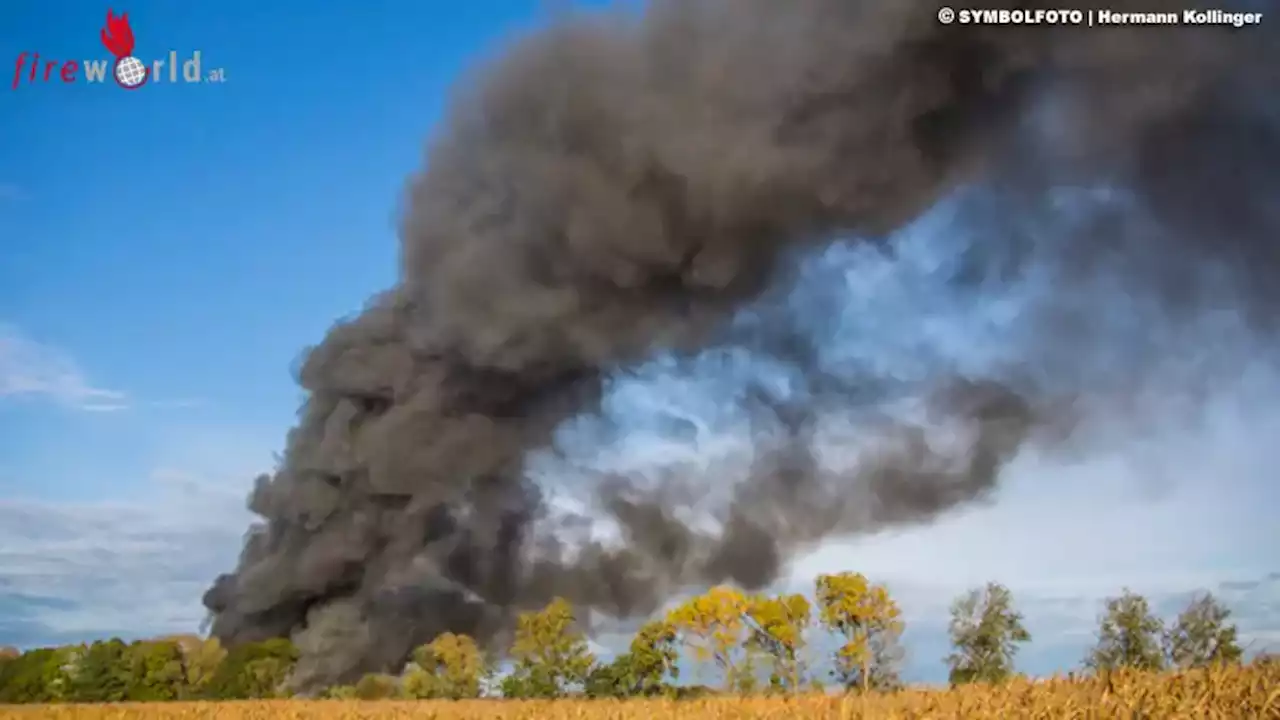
left=3, top=662, right=1277, bottom=719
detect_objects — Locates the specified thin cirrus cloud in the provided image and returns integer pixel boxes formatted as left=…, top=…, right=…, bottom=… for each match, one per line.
left=0, top=324, right=209, bottom=413
left=0, top=324, right=130, bottom=412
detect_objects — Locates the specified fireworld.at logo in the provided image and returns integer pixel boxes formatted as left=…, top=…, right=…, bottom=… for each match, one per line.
left=12, top=9, right=227, bottom=90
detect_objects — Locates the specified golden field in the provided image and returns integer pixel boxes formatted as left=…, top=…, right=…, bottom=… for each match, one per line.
left=3, top=663, right=1277, bottom=719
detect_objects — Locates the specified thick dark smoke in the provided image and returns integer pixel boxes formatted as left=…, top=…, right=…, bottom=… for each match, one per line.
left=203, top=0, right=1280, bottom=689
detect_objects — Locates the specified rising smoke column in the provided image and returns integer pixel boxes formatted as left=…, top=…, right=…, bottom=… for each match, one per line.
left=203, top=0, right=1278, bottom=689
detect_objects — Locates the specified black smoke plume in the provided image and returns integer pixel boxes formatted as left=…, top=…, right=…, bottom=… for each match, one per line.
left=203, top=0, right=1279, bottom=689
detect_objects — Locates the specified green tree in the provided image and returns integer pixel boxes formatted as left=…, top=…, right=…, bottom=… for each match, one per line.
left=68, top=639, right=131, bottom=702
left=0, top=648, right=68, bottom=703
left=620, top=620, right=681, bottom=696
left=1164, top=592, right=1243, bottom=669
left=815, top=572, right=904, bottom=694
left=945, top=582, right=1032, bottom=686
left=1085, top=589, right=1165, bottom=673
left=353, top=673, right=401, bottom=699
left=403, top=632, right=487, bottom=699
left=584, top=620, right=680, bottom=698
left=502, top=597, right=595, bottom=698
left=745, top=593, right=812, bottom=692
left=0, top=646, right=19, bottom=686
left=202, top=638, right=298, bottom=699
left=173, top=636, right=226, bottom=698
left=123, top=639, right=188, bottom=701
left=583, top=657, right=633, bottom=699
left=52, top=646, right=84, bottom=700
left=666, top=585, right=755, bottom=692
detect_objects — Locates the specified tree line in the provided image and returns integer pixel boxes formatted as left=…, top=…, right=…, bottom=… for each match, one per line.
left=0, top=573, right=1258, bottom=703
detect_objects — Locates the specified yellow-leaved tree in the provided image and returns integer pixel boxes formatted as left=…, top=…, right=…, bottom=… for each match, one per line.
left=667, top=585, right=756, bottom=692
left=746, top=592, right=812, bottom=693
left=403, top=632, right=486, bottom=699
left=815, top=572, right=904, bottom=694
left=502, top=597, right=595, bottom=698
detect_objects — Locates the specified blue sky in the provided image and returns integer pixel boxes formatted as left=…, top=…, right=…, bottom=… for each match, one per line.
left=1, top=0, right=593, bottom=504
left=0, top=0, right=597, bottom=637
left=1, top=0, right=1277, bottom=683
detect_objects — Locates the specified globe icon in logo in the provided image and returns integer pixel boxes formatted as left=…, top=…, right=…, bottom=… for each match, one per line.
left=114, top=56, right=148, bottom=89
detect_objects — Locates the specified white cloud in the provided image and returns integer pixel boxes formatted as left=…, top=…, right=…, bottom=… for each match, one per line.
left=0, top=324, right=129, bottom=412
left=0, top=471, right=255, bottom=647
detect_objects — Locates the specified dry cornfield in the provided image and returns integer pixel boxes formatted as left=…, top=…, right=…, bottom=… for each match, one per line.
left=3, top=663, right=1277, bottom=719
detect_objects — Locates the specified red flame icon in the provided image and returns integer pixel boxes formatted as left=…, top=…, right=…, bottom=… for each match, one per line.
left=99, top=9, right=148, bottom=90
left=100, top=9, right=135, bottom=58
